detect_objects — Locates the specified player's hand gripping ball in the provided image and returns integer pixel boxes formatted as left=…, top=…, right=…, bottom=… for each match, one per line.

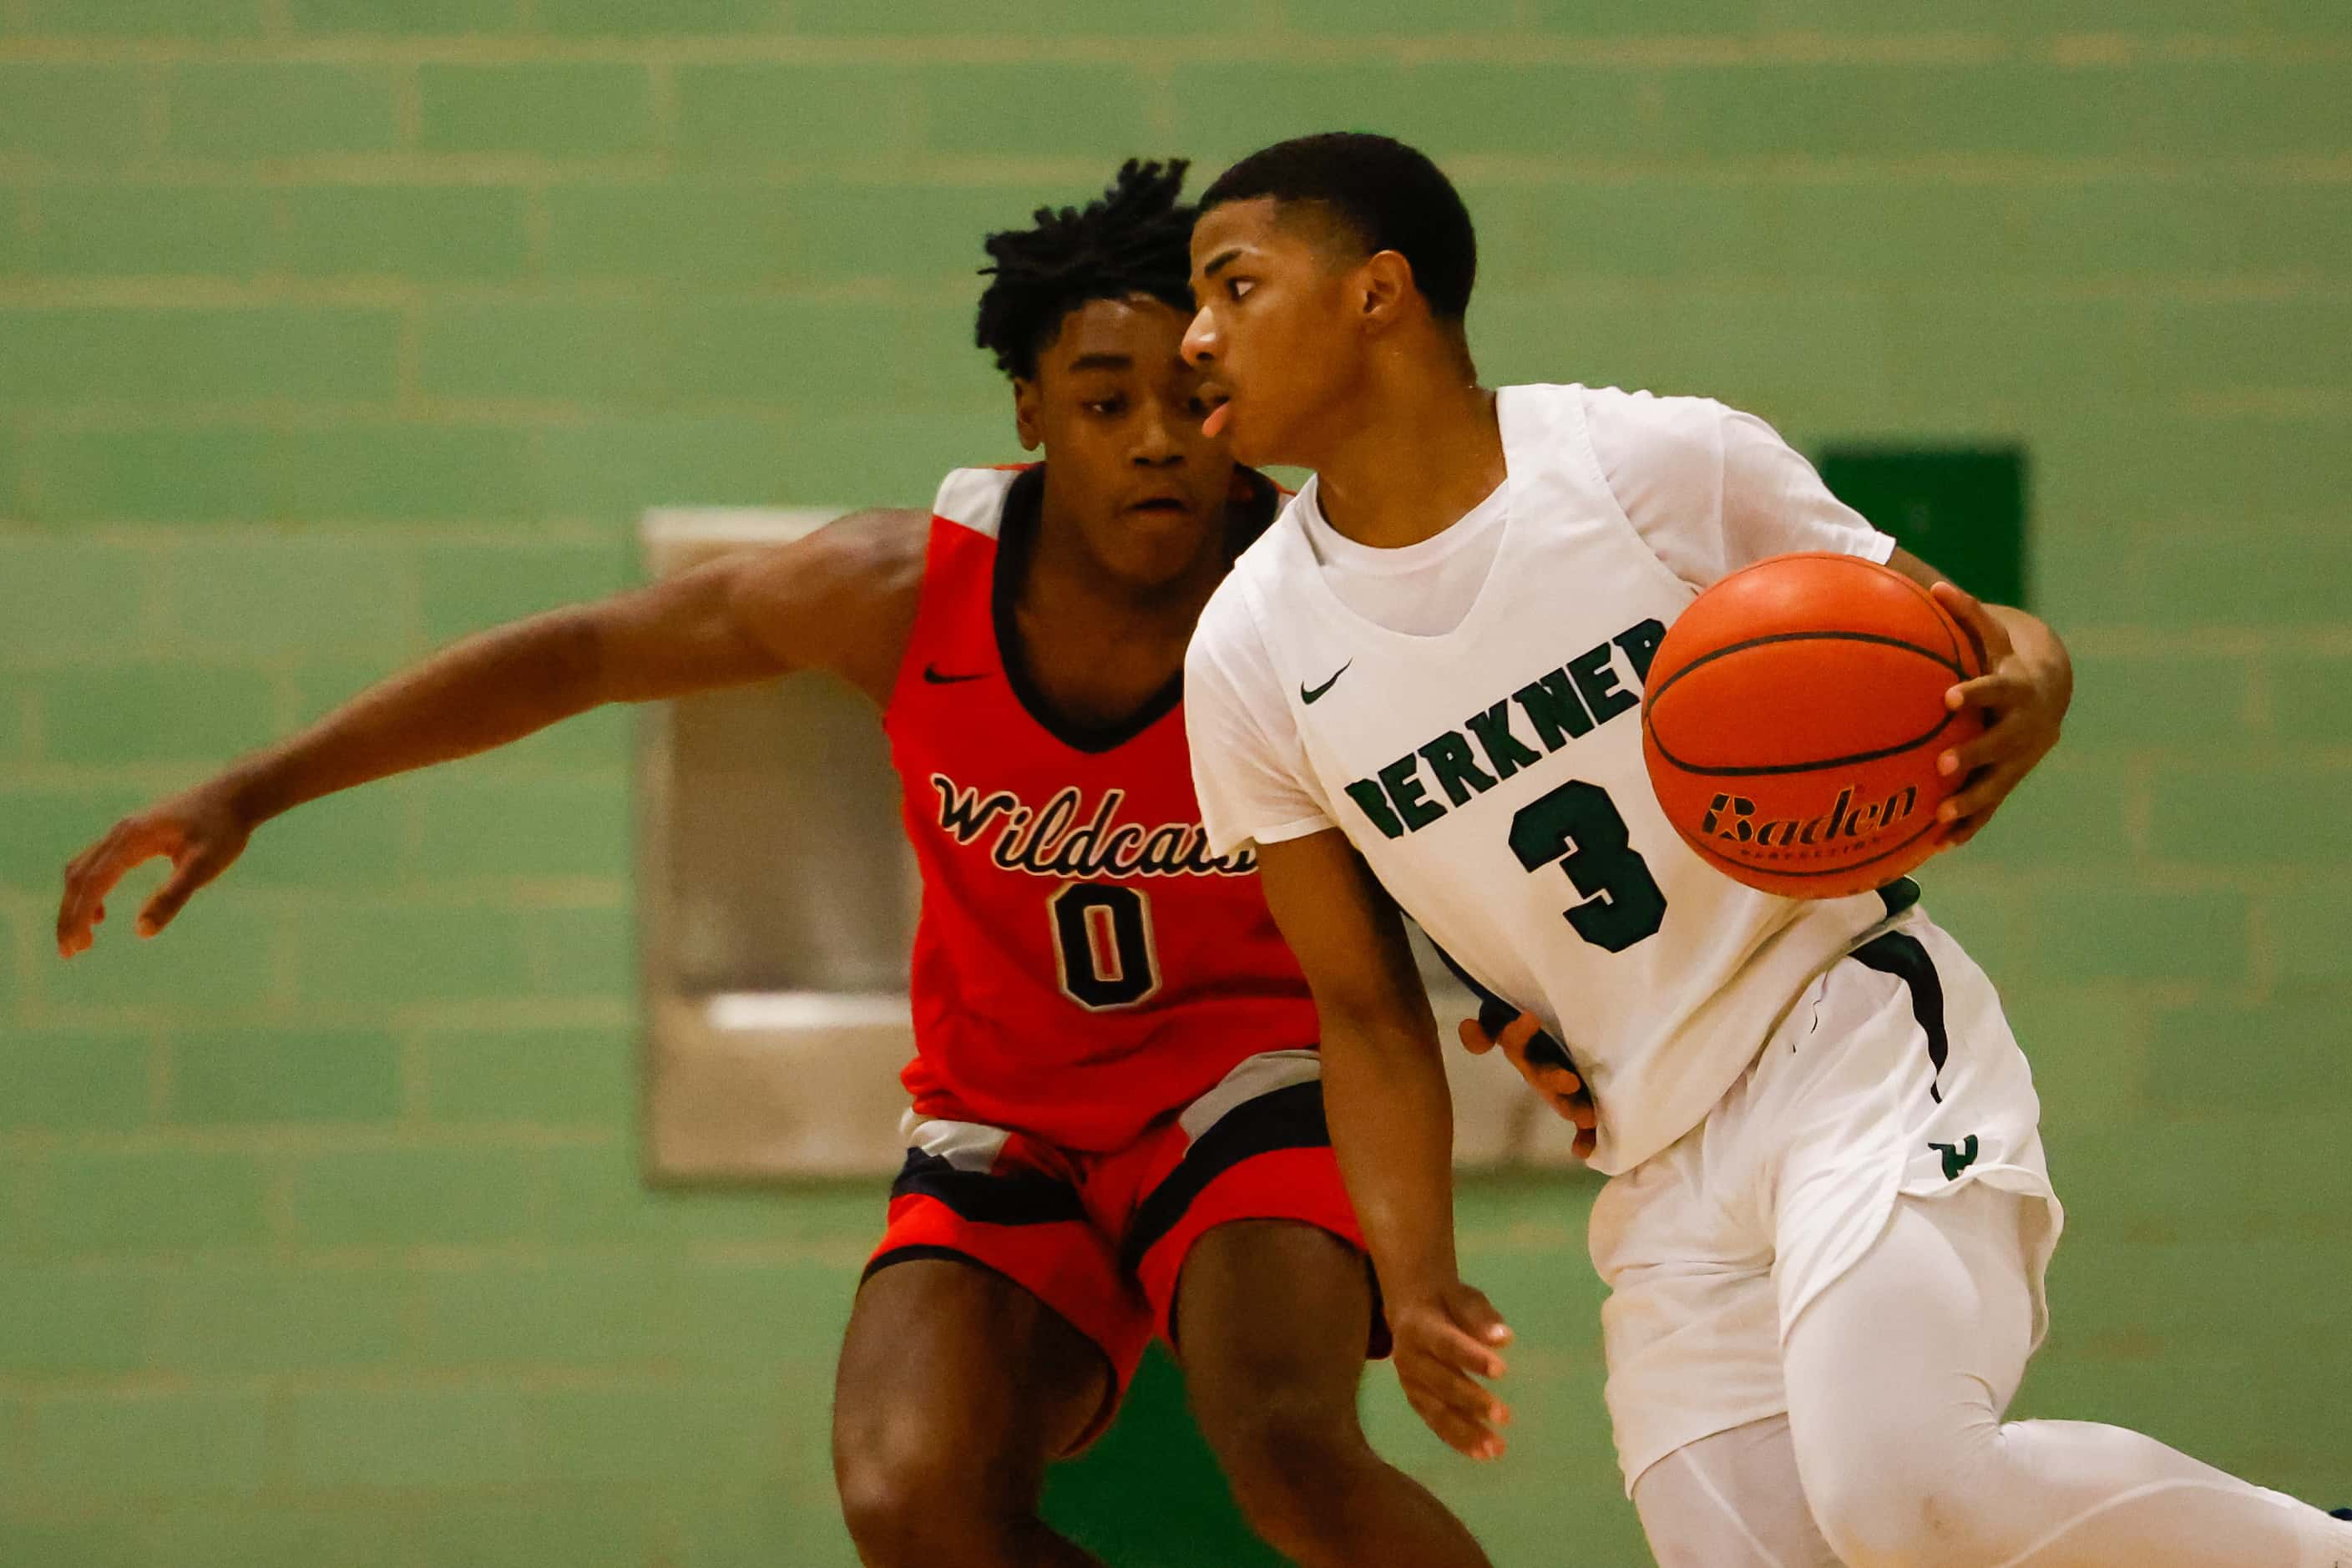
left=1641, top=553, right=1982, bottom=899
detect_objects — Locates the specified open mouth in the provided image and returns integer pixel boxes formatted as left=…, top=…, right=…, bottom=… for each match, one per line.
left=1126, top=496, right=1191, bottom=515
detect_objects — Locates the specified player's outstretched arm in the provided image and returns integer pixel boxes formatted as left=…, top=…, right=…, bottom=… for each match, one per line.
left=56, top=508, right=926, bottom=956
left=1883, top=548, right=2073, bottom=848
left=1253, top=827, right=1515, bottom=1463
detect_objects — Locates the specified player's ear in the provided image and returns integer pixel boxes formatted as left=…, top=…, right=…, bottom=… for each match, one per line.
left=1358, top=250, right=1417, bottom=331
left=1011, top=377, right=1044, bottom=452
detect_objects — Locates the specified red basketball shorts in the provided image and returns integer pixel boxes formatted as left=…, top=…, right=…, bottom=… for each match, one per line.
left=863, top=1048, right=1378, bottom=1447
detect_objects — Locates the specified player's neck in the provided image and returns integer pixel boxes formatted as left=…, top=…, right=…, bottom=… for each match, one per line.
left=1010, top=489, right=1225, bottom=727
left=1310, top=368, right=1503, bottom=551
left=1024, top=496, right=1227, bottom=630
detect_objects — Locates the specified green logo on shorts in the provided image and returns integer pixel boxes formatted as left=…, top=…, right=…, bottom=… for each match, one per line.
left=1930, top=1135, right=1980, bottom=1181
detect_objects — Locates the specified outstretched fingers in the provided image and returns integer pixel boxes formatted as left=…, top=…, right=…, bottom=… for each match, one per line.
left=137, top=840, right=236, bottom=938
left=58, top=822, right=174, bottom=957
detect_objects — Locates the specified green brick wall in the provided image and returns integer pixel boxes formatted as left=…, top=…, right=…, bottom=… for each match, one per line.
left=3, top=6, right=2349, bottom=1565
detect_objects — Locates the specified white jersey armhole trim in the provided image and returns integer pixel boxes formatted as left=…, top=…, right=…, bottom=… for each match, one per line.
left=1247, top=813, right=1337, bottom=848
left=1559, top=384, right=1710, bottom=605
left=931, top=466, right=1019, bottom=539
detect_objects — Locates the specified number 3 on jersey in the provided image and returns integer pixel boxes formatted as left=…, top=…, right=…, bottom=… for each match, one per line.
left=1510, top=779, right=1667, bottom=953
left=1050, top=883, right=1160, bottom=1010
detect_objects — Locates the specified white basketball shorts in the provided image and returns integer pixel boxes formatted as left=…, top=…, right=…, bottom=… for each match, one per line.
left=1588, top=908, right=2066, bottom=1493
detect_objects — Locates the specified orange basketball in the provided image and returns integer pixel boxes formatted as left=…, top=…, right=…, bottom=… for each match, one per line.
left=1641, top=552, right=1982, bottom=899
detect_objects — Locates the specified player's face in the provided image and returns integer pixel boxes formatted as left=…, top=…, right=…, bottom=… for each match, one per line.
left=1019, top=295, right=1237, bottom=589
left=1183, top=197, right=1363, bottom=469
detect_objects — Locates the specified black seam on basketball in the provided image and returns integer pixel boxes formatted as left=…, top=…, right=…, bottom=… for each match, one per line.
left=1889, top=569, right=1966, bottom=669
left=1646, top=630, right=1966, bottom=776
left=1682, top=804, right=1946, bottom=878
left=1648, top=705, right=1965, bottom=778
left=1651, top=629, right=1968, bottom=705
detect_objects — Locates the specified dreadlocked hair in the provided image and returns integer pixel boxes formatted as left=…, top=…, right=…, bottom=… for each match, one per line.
left=974, top=158, right=1197, bottom=381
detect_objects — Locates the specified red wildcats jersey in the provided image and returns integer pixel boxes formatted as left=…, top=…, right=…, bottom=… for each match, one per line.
left=882, top=464, right=1320, bottom=1151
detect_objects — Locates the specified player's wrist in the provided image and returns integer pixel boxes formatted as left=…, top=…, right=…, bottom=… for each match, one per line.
left=216, top=755, right=291, bottom=830
left=1378, top=1252, right=1466, bottom=1308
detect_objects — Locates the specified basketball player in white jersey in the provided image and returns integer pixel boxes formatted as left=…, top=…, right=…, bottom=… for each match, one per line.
left=1176, top=132, right=2352, bottom=1567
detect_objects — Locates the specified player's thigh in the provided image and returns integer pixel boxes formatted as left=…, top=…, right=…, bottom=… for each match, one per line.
left=832, top=1255, right=1111, bottom=1512
left=1633, top=1416, right=1843, bottom=1568
left=1780, top=1186, right=2037, bottom=1528
left=1174, top=1217, right=1375, bottom=1438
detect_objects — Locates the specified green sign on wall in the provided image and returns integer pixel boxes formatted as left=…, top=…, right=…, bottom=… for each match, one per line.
left=1819, top=447, right=2029, bottom=609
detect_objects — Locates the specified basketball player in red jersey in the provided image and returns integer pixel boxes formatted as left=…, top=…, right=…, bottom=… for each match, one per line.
left=53, top=163, right=1498, bottom=1568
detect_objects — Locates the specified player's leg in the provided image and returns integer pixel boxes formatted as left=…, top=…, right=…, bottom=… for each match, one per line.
left=832, top=1255, right=1110, bottom=1568
left=1104, top=1051, right=1487, bottom=1567
left=836, top=1115, right=1148, bottom=1568
left=1631, top=1416, right=1842, bottom=1567
left=1588, top=1048, right=1854, bottom=1566
left=1177, top=1218, right=1493, bottom=1568
left=1784, top=1183, right=2352, bottom=1568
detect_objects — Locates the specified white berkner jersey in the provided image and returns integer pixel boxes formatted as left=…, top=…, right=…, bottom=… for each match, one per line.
left=1192, top=383, right=1911, bottom=1174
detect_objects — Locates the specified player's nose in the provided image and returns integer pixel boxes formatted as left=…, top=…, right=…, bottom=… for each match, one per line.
left=1181, top=306, right=1217, bottom=367
left=1131, top=397, right=1183, bottom=464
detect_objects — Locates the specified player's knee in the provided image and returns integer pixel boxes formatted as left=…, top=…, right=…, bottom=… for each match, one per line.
left=1199, top=1393, right=1370, bottom=1560
left=834, top=1415, right=1025, bottom=1566
left=1799, top=1443, right=2012, bottom=1568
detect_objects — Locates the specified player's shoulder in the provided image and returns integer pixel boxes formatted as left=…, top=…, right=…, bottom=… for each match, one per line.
left=929, top=463, right=1029, bottom=539
left=1191, top=560, right=1268, bottom=667
left=1204, top=482, right=1313, bottom=638
left=1556, top=383, right=1754, bottom=502
left=1565, top=382, right=1737, bottom=444
left=1188, top=540, right=1294, bottom=715
left=737, top=503, right=927, bottom=600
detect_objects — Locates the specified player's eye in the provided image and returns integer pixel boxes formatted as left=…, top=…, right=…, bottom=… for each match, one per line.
left=1084, top=397, right=1125, bottom=417
left=1225, top=278, right=1254, bottom=302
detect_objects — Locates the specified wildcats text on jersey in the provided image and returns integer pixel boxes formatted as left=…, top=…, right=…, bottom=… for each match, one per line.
left=929, top=774, right=1257, bottom=879
left=1343, top=617, right=1667, bottom=841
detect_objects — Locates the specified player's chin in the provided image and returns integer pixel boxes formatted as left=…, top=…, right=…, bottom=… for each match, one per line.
left=1113, top=503, right=1216, bottom=574
left=1224, top=397, right=1307, bottom=469
left=1218, top=408, right=1272, bottom=468
left=1121, top=497, right=1212, bottom=539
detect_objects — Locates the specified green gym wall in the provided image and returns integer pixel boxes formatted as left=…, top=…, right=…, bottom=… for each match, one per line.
left=3, top=4, right=2349, bottom=1564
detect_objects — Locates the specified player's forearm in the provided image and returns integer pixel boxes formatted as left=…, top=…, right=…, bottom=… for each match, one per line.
left=225, top=609, right=605, bottom=827
left=1319, top=1009, right=1464, bottom=1302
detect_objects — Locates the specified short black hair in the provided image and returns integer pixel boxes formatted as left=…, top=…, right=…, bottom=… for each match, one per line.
left=973, top=159, right=1197, bottom=381
left=1200, top=133, right=1477, bottom=321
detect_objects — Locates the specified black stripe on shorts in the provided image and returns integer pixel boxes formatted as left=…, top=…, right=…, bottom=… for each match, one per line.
left=1119, top=1079, right=1330, bottom=1276
left=861, top=1242, right=989, bottom=1285
left=1878, top=876, right=1922, bottom=921
left=888, top=1148, right=1087, bottom=1227
left=1852, top=929, right=1948, bottom=1103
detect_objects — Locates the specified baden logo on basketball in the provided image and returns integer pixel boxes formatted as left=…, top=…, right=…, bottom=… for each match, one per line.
left=1698, top=783, right=1921, bottom=856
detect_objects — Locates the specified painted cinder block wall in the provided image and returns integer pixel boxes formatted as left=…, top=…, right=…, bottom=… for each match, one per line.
left=3, top=3, right=2348, bottom=1563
